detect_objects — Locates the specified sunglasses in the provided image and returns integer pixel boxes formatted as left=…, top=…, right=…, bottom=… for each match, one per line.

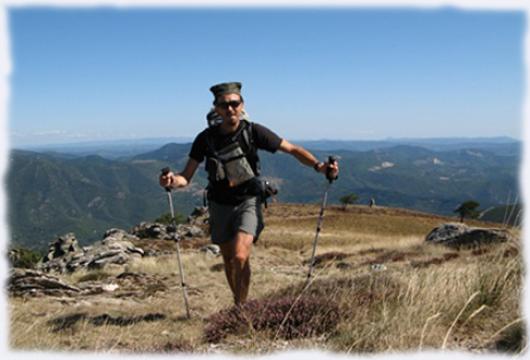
left=216, top=100, right=242, bottom=110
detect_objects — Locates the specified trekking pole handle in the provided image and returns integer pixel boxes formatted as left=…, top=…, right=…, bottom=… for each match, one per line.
left=326, top=155, right=338, bottom=183
left=160, top=167, right=172, bottom=192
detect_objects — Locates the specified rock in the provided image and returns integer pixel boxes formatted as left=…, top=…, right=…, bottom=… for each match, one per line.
left=131, top=222, right=184, bottom=240
left=370, top=263, right=387, bottom=271
left=188, top=206, right=209, bottom=225
left=127, top=246, right=145, bottom=256
left=37, top=230, right=144, bottom=274
left=178, top=224, right=205, bottom=238
left=8, top=249, right=19, bottom=267
left=102, top=283, right=119, bottom=292
left=425, top=223, right=516, bottom=248
left=201, top=244, right=220, bottom=256
left=87, top=251, right=129, bottom=270
left=131, top=222, right=171, bottom=239
left=8, top=268, right=80, bottom=297
left=131, top=220, right=206, bottom=241
left=42, top=233, right=80, bottom=263
left=34, top=207, right=209, bottom=274
left=103, top=228, right=139, bottom=242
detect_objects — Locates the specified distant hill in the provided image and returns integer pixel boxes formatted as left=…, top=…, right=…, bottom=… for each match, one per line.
left=16, top=137, right=194, bottom=159
left=479, top=204, right=523, bottom=226
left=17, top=136, right=520, bottom=159
left=297, top=137, right=520, bottom=155
left=7, top=138, right=520, bottom=251
left=7, top=149, right=203, bottom=251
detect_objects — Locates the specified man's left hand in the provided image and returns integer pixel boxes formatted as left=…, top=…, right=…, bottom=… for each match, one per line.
left=315, top=160, right=339, bottom=180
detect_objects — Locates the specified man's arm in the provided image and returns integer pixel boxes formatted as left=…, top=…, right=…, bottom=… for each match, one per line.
left=278, top=139, right=339, bottom=177
left=159, top=158, right=200, bottom=189
left=278, top=139, right=319, bottom=167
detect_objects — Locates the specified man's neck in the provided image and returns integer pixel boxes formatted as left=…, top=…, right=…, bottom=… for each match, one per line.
left=219, top=119, right=241, bottom=135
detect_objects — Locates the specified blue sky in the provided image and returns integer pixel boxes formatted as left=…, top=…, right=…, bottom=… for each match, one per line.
left=7, top=7, right=525, bottom=146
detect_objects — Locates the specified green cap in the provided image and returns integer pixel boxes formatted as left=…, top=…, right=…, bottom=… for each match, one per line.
left=209, top=82, right=242, bottom=98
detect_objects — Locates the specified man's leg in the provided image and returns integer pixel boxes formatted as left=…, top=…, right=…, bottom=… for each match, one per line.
left=233, top=231, right=254, bottom=305
left=219, top=240, right=237, bottom=298
left=219, top=231, right=254, bottom=305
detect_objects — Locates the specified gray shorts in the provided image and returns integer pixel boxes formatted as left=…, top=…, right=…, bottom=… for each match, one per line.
left=208, top=197, right=264, bottom=244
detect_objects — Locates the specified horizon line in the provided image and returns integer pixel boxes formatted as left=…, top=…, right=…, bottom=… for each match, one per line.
left=11, top=134, right=521, bottom=150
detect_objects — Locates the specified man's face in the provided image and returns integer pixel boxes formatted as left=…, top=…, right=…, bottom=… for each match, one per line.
left=214, top=93, right=244, bottom=127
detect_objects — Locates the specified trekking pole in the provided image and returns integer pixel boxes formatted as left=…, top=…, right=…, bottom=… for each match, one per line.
left=161, top=167, right=191, bottom=319
left=306, top=156, right=338, bottom=285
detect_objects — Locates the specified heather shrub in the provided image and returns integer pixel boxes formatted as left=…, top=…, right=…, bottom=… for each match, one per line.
left=278, top=273, right=402, bottom=314
left=204, top=295, right=340, bottom=343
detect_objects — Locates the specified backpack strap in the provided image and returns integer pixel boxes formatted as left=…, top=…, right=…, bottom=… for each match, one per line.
left=243, top=121, right=260, bottom=176
left=204, top=119, right=261, bottom=180
left=240, top=121, right=253, bottom=153
left=205, top=120, right=254, bottom=159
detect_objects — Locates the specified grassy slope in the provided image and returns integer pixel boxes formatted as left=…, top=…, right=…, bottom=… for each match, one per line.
left=9, top=203, right=524, bottom=353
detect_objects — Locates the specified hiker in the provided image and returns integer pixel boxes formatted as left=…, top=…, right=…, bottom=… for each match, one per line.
left=159, top=81, right=339, bottom=305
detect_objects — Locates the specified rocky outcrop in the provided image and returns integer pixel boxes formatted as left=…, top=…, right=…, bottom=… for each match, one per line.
left=130, top=206, right=209, bottom=240
left=426, top=223, right=516, bottom=248
left=38, top=229, right=144, bottom=273
left=42, top=232, right=81, bottom=263
left=130, top=222, right=206, bottom=241
left=32, top=207, right=210, bottom=273
left=8, top=268, right=80, bottom=297
left=8, top=268, right=170, bottom=299
left=131, top=222, right=173, bottom=240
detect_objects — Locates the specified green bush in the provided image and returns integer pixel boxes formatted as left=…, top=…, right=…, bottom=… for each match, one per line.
left=340, top=193, right=359, bottom=210
left=8, top=247, right=43, bottom=269
left=454, top=200, right=480, bottom=222
left=155, top=212, right=186, bottom=225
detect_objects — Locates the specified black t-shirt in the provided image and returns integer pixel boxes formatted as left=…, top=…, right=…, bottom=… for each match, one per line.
left=189, top=121, right=282, bottom=205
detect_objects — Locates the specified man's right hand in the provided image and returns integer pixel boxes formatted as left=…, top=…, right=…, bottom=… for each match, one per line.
left=159, top=159, right=198, bottom=190
left=159, top=171, right=175, bottom=189
left=159, top=171, right=190, bottom=189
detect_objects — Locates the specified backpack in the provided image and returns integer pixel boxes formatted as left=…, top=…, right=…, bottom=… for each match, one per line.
left=204, top=118, right=260, bottom=187
left=202, top=112, right=277, bottom=206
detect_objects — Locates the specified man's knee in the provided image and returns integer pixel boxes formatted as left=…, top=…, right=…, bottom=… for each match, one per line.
left=234, top=231, right=253, bottom=264
left=234, top=250, right=250, bottom=265
left=235, top=230, right=254, bottom=244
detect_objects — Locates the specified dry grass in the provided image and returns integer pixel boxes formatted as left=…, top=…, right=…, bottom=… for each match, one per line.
left=8, top=203, right=526, bottom=354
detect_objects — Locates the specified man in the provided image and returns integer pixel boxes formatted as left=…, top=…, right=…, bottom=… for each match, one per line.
left=159, top=82, right=339, bottom=305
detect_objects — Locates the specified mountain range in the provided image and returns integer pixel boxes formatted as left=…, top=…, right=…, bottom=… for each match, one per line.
left=7, top=138, right=521, bottom=251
